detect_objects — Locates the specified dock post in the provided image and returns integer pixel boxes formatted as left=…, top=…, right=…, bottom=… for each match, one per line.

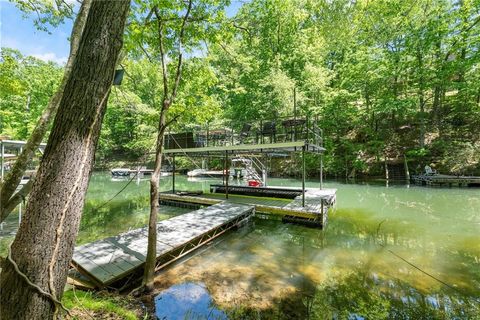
left=404, top=154, right=410, bottom=182
left=224, top=150, right=229, bottom=199
left=172, top=155, right=176, bottom=194
left=293, top=86, right=297, bottom=141
left=302, top=145, right=305, bottom=207
left=320, top=127, right=323, bottom=190
left=320, top=154, right=323, bottom=190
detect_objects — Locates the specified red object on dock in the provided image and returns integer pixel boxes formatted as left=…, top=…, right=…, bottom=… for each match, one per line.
left=248, top=180, right=262, bottom=187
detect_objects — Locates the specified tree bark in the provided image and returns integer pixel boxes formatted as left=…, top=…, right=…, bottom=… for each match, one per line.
left=143, top=111, right=167, bottom=290
left=142, top=0, right=192, bottom=290
left=0, top=1, right=130, bottom=319
left=0, top=0, right=92, bottom=222
left=417, top=50, right=425, bottom=148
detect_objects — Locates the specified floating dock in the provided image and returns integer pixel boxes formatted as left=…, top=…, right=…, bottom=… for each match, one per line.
left=70, top=202, right=254, bottom=289
left=160, top=185, right=336, bottom=227
left=412, top=174, right=480, bottom=187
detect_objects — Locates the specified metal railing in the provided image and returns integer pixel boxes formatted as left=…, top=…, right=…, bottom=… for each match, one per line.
left=165, top=114, right=323, bottom=150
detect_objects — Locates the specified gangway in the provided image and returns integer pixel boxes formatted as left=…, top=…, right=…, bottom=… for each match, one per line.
left=70, top=202, right=254, bottom=288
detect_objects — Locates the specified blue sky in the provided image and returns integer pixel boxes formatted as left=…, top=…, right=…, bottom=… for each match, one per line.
left=0, top=0, right=245, bottom=65
left=0, top=1, right=73, bottom=64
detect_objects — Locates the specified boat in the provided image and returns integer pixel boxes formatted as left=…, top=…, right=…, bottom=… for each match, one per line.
left=111, top=167, right=155, bottom=177
left=111, top=168, right=132, bottom=177
left=187, top=169, right=225, bottom=178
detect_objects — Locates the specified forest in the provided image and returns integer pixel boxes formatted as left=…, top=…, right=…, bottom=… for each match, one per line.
left=1, top=0, right=480, bottom=319
left=2, top=0, right=480, bottom=178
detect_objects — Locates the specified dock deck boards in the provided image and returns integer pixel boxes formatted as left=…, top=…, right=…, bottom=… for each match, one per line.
left=72, top=202, right=254, bottom=287
left=160, top=187, right=337, bottom=221
left=200, top=193, right=292, bottom=208
left=284, top=188, right=336, bottom=213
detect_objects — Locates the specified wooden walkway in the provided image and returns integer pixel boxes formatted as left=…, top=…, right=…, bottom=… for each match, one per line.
left=71, top=202, right=254, bottom=288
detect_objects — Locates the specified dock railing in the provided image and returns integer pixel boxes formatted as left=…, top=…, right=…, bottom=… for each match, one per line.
left=164, top=114, right=323, bottom=150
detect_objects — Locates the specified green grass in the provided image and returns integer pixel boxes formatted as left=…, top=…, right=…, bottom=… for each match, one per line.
left=62, top=290, right=141, bottom=320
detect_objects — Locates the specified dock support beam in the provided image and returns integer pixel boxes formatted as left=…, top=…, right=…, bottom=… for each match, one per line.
left=302, top=146, right=305, bottom=207
left=224, top=150, right=229, bottom=199
left=320, top=154, right=323, bottom=190
left=172, top=155, right=176, bottom=194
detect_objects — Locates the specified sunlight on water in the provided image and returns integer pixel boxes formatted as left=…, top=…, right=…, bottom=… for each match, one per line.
left=151, top=177, right=480, bottom=319
left=1, top=173, right=479, bottom=318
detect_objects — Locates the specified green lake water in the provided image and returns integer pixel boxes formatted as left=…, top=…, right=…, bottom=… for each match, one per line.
left=1, top=173, right=479, bottom=319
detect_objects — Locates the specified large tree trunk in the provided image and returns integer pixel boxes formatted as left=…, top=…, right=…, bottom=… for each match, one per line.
left=0, top=0, right=92, bottom=222
left=0, top=1, right=130, bottom=319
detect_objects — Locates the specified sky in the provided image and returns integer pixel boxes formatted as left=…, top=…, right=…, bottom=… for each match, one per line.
left=0, top=0, right=245, bottom=65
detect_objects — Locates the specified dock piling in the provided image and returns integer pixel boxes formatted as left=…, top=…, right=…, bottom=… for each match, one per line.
left=302, top=146, right=306, bottom=207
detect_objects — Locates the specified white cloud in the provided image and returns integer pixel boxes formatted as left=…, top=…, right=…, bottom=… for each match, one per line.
left=32, top=52, right=68, bottom=65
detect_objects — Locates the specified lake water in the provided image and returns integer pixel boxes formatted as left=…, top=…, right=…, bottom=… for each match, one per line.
left=1, top=173, right=479, bottom=318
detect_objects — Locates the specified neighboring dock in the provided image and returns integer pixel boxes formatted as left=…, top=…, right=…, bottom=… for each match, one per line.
left=412, top=174, right=480, bottom=187
left=70, top=202, right=254, bottom=289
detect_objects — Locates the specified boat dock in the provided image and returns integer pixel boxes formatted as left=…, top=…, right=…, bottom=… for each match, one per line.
left=412, top=174, right=480, bottom=187
left=70, top=202, right=254, bottom=289
left=159, top=186, right=336, bottom=227
left=70, top=117, right=335, bottom=289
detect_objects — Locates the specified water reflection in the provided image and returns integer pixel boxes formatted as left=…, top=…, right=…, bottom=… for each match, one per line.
left=1, top=173, right=479, bottom=318
left=153, top=213, right=479, bottom=319
left=155, top=282, right=227, bottom=320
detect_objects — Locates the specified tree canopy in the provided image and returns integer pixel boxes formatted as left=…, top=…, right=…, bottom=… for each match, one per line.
left=2, top=0, right=480, bottom=176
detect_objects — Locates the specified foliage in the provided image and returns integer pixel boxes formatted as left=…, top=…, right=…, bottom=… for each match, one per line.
left=4, top=0, right=480, bottom=176
left=209, top=0, right=480, bottom=175
left=11, top=0, right=74, bottom=33
left=0, top=48, right=62, bottom=139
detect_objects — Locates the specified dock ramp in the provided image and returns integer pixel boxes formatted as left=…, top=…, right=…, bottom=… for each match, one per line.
left=71, top=202, right=254, bottom=288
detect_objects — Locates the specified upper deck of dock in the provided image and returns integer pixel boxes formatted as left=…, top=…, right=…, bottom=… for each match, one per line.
left=162, top=115, right=325, bottom=156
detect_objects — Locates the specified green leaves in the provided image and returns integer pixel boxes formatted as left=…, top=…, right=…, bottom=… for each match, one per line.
left=0, top=48, right=62, bottom=139
left=11, top=0, right=74, bottom=33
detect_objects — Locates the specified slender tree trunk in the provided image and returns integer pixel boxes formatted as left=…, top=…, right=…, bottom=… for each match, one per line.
left=432, top=84, right=441, bottom=126
left=0, top=1, right=129, bottom=319
left=0, top=0, right=92, bottom=222
left=142, top=0, right=192, bottom=290
left=419, top=90, right=425, bottom=148
left=143, top=111, right=167, bottom=290
left=417, top=50, right=425, bottom=148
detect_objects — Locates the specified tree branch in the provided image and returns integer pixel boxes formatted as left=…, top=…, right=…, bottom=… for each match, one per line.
left=165, top=114, right=180, bottom=128
left=154, top=7, right=169, bottom=102
left=444, top=14, right=480, bottom=61
left=232, top=22, right=252, bottom=39
left=170, top=0, right=193, bottom=105
left=137, top=41, right=154, bottom=63
left=0, top=179, right=33, bottom=222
